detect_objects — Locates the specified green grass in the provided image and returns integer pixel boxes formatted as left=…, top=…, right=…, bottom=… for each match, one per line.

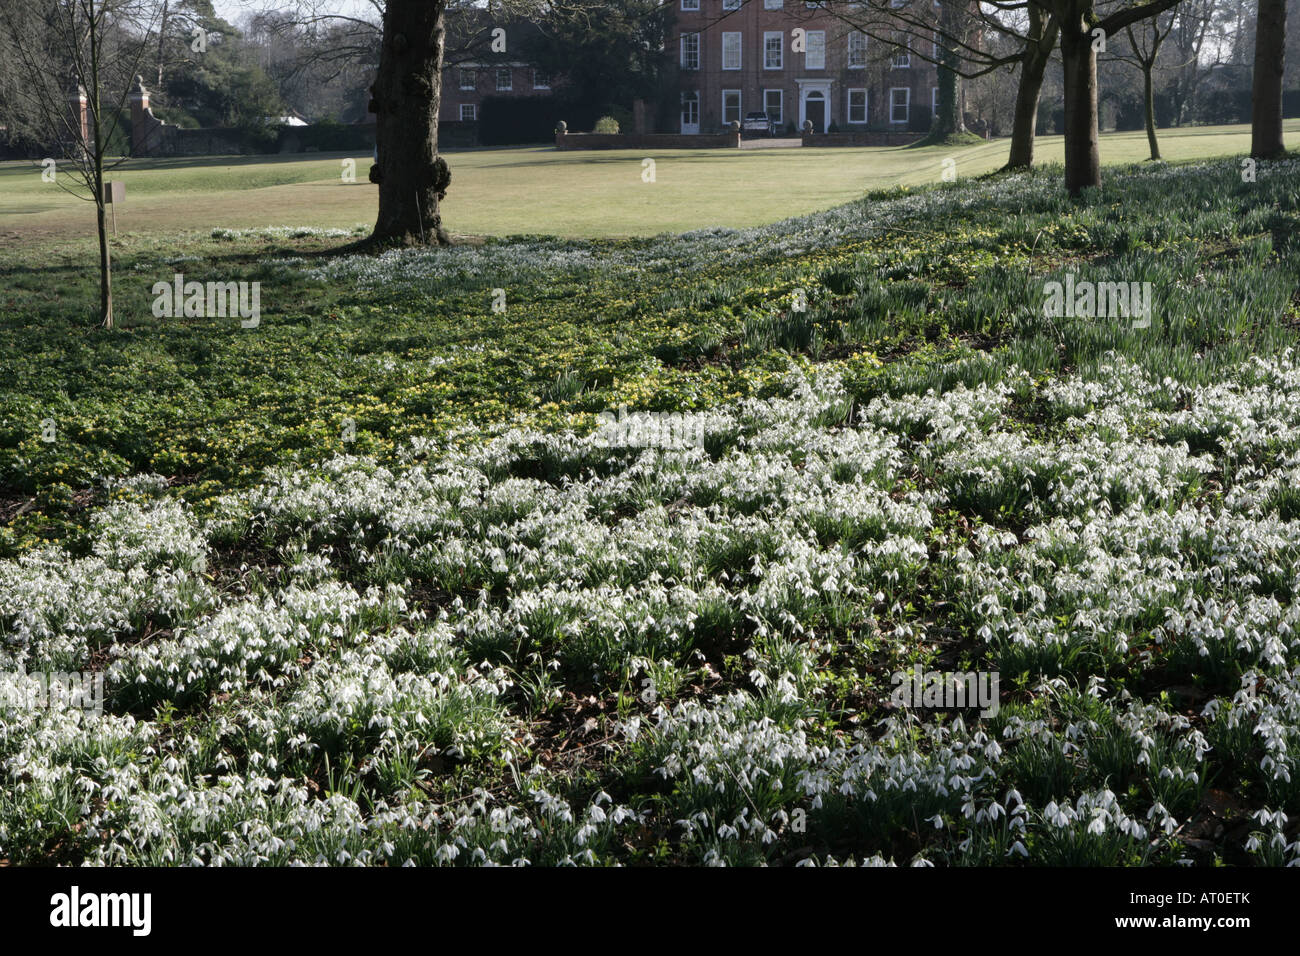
left=2, top=119, right=1294, bottom=243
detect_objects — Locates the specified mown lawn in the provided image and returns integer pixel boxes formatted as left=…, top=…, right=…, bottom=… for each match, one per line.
left=2, top=154, right=1300, bottom=866
left=2, top=119, right=1296, bottom=241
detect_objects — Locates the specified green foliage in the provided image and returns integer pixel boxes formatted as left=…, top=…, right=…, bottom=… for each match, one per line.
left=3, top=158, right=1300, bottom=866
left=519, top=0, right=668, bottom=119
left=156, top=3, right=283, bottom=131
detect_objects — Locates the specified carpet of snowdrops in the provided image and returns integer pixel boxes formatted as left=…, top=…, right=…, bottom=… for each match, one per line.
left=5, top=159, right=1300, bottom=866
left=6, top=352, right=1300, bottom=866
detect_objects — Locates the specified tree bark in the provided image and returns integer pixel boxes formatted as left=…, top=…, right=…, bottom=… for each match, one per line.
left=1061, top=22, right=1102, bottom=195
left=931, top=1, right=967, bottom=138
left=932, top=62, right=965, bottom=137
left=96, top=193, right=113, bottom=329
left=1250, top=0, right=1287, bottom=158
left=369, top=0, right=452, bottom=246
left=1005, top=73, right=1042, bottom=168
left=89, top=0, right=112, bottom=328
left=1143, top=66, right=1161, bottom=159
left=1005, top=10, right=1058, bottom=169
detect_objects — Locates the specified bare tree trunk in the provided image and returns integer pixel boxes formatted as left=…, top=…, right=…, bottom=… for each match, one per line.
left=1061, top=25, right=1102, bottom=195
left=932, top=63, right=965, bottom=137
left=369, top=0, right=452, bottom=246
left=89, top=0, right=113, bottom=328
left=1250, top=0, right=1287, bottom=158
left=1005, top=11, right=1058, bottom=170
left=1143, top=66, right=1161, bottom=159
left=96, top=193, right=113, bottom=329
left=930, top=1, right=967, bottom=138
left=1006, top=52, right=1050, bottom=167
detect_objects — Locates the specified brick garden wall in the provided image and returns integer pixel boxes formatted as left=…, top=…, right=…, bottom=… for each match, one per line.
left=801, top=131, right=925, bottom=147
left=555, top=128, right=740, bottom=150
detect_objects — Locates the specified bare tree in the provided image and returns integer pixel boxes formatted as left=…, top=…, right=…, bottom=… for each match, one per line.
left=1029, top=0, right=1187, bottom=195
left=0, top=0, right=164, bottom=328
left=1108, top=10, right=1178, bottom=159
left=239, top=0, right=383, bottom=89
left=1163, top=0, right=1227, bottom=125
left=1006, top=4, right=1060, bottom=168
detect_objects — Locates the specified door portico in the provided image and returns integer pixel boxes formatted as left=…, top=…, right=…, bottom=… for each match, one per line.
left=797, top=79, right=833, bottom=133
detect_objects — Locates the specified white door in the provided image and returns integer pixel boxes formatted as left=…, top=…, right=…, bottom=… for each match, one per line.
left=681, top=93, right=700, bottom=135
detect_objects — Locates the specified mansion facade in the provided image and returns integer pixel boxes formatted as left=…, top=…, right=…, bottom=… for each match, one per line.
left=440, top=62, right=553, bottom=123
left=673, top=0, right=946, bottom=135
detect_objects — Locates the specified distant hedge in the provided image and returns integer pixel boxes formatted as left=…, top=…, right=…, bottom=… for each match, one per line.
left=1191, top=89, right=1298, bottom=126
left=269, top=120, right=478, bottom=153
left=909, top=104, right=933, bottom=134
left=277, top=120, right=375, bottom=152
left=478, top=95, right=600, bottom=145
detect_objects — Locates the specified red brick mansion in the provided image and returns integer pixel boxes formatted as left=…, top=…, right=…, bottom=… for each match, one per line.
left=672, top=0, right=945, bottom=135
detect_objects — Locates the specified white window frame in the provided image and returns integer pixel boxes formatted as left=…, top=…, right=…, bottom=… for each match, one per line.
left=764, top=0, right=783, bottom=7
left=764, top=88, right=783, bottom=126
left=892, top=36, right=910, bottom=68
left=847, top=31, right=867, bottom=69
left=722, top=89, right=742, bottom=126
left=495, top=68, right=512, bottom=91
left=723, top=0, right=741, bottom=8
left=804, top=30, right=825, bottom=70
left=764, top=32, right=784, bottom=70
left=533, top=69, right=550, bottom=90
left=460, top=103, right=477, bottom=121
left=890, top=87, right=909, bottom=124
left=681, top=0, right=699, bottom=9
left=680, top=32, right=700, bottom=70
left=847, top=88, right=867, bottom=124
left=722, top=32, right=742, bottom=70
left=459, top=69, right=476, bottom=91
